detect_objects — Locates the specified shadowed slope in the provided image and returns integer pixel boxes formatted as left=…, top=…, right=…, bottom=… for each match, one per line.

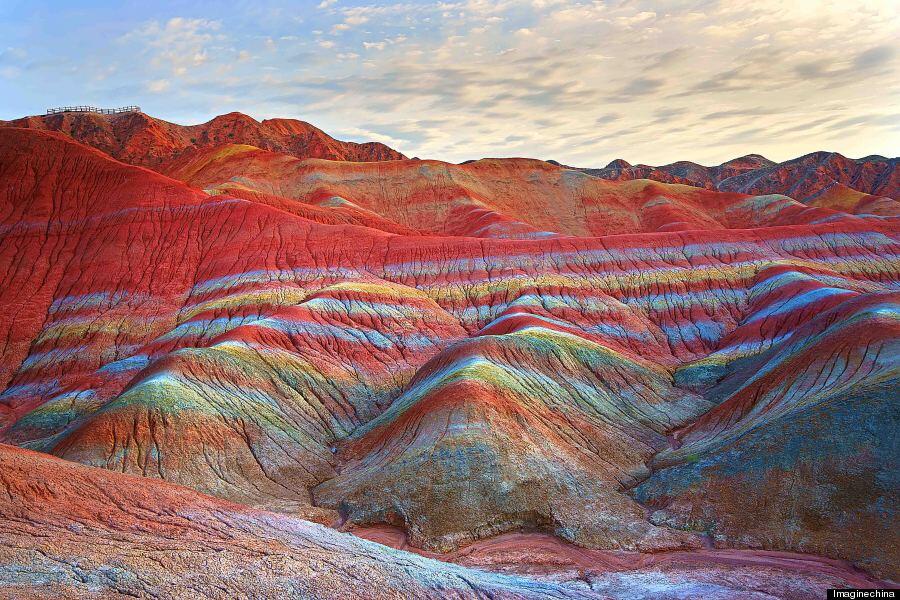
left=578, top=154, right=775, bottom=190
left=636, top=290, right=900, bottom=579
left=717, top=152, right=898, bottom=201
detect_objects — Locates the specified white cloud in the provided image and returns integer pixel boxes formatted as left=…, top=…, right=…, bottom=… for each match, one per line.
left=125, top=17, right=221, bottom=77
left=147, top=79, right=170, bottom=92
left=616, top=11, right=656, bottom=27
left=0, top=47, right=27, bottom=62
left=344, top=14, right=369, bottom=26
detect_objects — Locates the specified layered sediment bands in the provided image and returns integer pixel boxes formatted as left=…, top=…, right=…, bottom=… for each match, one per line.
left=1, top=126, right=899, bottom=583
left=635, top=292, right=900, bottom=579
left=0, top=443, right=889, bottom=599
left=51, top=281, right=466, bottom=516
left=160, top=144, right=876, bottom=238
left=314, top=329, right=711, bottom=551
left=0, top=128, right=208, bottom=396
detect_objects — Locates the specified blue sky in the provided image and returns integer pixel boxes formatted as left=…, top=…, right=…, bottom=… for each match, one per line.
left=1, top=0, right=898, bottom=165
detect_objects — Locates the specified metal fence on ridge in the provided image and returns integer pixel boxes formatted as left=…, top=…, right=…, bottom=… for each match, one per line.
left=46, top=106, right=141, bottom=115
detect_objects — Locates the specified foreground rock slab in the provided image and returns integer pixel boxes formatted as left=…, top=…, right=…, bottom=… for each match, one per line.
left=0, top=444, right=890, bottom=599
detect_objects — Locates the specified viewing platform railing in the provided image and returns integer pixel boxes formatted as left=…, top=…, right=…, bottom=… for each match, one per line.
left=46, top=106, right=141, bottom=115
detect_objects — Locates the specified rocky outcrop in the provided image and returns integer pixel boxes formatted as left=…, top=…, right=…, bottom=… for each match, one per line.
left=2, top=442, right=887, bottom=598
left=0, top=443, right=583, bottom=598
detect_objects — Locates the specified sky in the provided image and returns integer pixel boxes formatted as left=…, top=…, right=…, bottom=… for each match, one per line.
left=1, top=0, right=898, bottom=166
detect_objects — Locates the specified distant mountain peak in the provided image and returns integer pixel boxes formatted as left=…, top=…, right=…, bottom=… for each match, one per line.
left=571, top=151, right=897, bottom=201
left=605, top=158, right=632, bottom=169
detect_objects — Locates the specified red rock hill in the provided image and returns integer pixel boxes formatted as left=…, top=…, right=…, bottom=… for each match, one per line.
left=1, top=110, right=406, bottom=167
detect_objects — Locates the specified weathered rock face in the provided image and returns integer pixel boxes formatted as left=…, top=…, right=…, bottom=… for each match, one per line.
left=0, top=119, right=898, bottom=594
left=0, top=110, right=406, bottom=167
left=1, top=443, right=887, bottom=599
left=0, top=442, right=580, bottom=599
left=635, top=290, right=900, bottom=579
left=580, top=152, right=898, bottom=207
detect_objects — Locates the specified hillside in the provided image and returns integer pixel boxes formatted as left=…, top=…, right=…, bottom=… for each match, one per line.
left=0, top=116, right=897, bottom=596
left=160, top=143, right=876, bottom=238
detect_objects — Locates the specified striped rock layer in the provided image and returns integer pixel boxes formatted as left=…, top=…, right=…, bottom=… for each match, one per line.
left=0, top=125, right=898, bottom=591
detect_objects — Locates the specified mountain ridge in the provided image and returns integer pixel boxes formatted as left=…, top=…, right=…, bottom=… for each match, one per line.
left=576, top=150, right=898, bottom=203
left=1, top=109, right=407, bottom=167
left=3, top=110, right=896, bottom=207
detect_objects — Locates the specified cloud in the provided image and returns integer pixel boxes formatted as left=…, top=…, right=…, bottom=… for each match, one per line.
left=343, top=14, right=369, bottom=27
left=362, top=35, right=407, bottom=52
left=825, top=113, right=899, bottom=131
left=0, top=47, right=27, bottom=64
left=795, top=43, right=897, bottom=87
left=704, top=107, right=778, bottom=120
left=686, top=65, right=754, bottom=94
left=274, top=0, right=897, bottom=163
left=331, top=7, right=371, bottom=33
left=616, top=11, right=656, bottom=28
left=595, top=112, right=622, bottom=126
left=147, top=79, right=170, bottom=93
left=606, top=77, right=666, bottom=102
left=853, top=44, right=895, bottom=69
left=769, top=117, right=835, bottom=136
left=124, top=17, right=222, bottom=77
left=643, top=46, right=692, bottom=71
